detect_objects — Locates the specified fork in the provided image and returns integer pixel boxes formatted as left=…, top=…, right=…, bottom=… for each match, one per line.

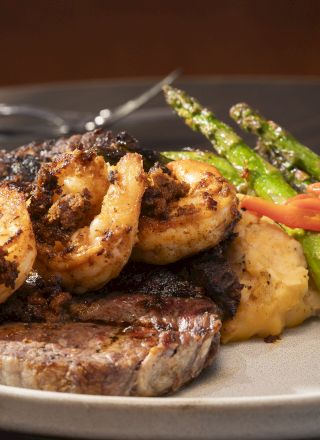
left=0, top=70, right=180, bottom=140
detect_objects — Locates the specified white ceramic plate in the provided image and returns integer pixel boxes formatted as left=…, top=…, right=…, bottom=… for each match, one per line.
left=0, top=78, right=319, bottom=439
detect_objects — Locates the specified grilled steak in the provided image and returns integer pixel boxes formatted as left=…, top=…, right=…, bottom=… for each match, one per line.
left=0, top=239, right=240, bottom=395
left=0, top=293, right=220, bottom=396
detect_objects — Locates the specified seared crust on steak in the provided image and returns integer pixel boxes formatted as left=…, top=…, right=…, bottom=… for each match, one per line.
left=0, top=239, right=241, bottom=325
left=0, top=293, right=220, bottom=396
left=110, top=243, right=242, bottom=320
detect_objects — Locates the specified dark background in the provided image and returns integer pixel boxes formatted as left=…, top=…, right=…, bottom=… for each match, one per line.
left=1, top=0, right=320, bottom=86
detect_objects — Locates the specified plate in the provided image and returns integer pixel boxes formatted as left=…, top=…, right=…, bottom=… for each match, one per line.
left=0, top=77, right=320, bottom=440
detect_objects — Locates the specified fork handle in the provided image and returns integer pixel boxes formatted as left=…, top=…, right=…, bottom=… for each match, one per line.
left=0, top=104, right=69, bottom=135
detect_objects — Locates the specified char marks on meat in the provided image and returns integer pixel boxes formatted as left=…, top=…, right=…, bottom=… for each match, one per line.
left=176, top=238, right=243, bottom=319
left=0, top=150, right=42, bottom=195
left=0, top=272, right=71, bottom=323
left=110, top=240, right=242, bottom=320
left=108, top=263, right=203, bottom=298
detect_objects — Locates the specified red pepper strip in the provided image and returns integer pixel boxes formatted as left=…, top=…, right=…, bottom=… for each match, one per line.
left=240, top=196, right=320, bottom=231
left=307, top=183, right=320, bottom=195
left=286, top=193, right=318, bottom=203
left=288, top=198, right=320, bottom=212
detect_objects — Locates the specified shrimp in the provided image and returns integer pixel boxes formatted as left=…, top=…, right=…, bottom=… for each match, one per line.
left=132, top=159, right=239, bottom=265
left=31, top=149, right=146, bottom=294
left=0, top=186, right=37, bottom=303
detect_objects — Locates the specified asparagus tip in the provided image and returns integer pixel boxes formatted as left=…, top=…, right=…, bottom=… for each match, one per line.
left=230, top=102, right=263, bottom=133
left=229, top=102, right=250, bottom=120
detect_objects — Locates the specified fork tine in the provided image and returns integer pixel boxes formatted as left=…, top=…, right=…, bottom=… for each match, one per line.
left=85, top=69, right=181, bottom=131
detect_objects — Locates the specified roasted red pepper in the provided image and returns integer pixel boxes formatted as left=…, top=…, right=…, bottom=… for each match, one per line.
left=240, top=195, right=320, bottom=231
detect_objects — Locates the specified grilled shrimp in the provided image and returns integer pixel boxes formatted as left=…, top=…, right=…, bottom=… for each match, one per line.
left=133, top=159, right=239, bottom=264
left=0, top=186, right=36, bottom=303
left=31, top=149, right=145, bottom=294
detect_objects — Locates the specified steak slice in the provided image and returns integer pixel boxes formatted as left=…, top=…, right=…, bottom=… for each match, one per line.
left=0, top=293, right=220, bottom=396
left=0, top=242, right=238, bottom=396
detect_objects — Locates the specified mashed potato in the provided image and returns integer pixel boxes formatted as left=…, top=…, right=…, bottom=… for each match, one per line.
left=222, top=211, right=320, bottom=343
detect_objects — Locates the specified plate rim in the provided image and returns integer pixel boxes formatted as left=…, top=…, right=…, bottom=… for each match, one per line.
left=1, top=74, right=320, bottom=96
left=0, top=380, right=320, bottom=408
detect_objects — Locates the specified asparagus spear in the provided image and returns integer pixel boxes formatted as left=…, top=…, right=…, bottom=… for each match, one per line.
left=163, top=85, right=320, bottom=290
left=230, top=102, right=320, bottom=181
left=255, top=138, right=314, bottom=193
left=163, top=85, right=296, bottom=203
left=161, top=150, right=248, bottom=192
